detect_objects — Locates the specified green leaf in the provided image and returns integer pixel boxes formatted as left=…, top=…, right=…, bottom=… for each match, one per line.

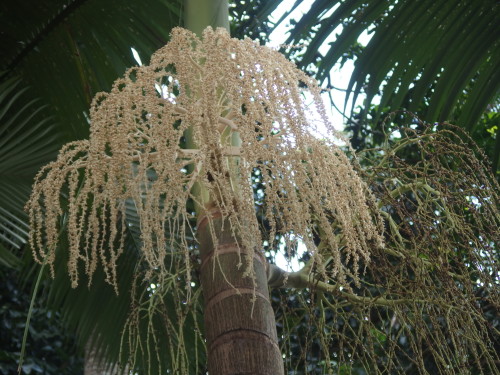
left=279, top=0, right=500, bottom=172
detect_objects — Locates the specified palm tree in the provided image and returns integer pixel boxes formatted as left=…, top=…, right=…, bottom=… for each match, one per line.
left=1, top=1, right=499, bottom=374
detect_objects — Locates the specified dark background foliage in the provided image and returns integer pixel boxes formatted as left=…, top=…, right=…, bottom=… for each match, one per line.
left=0, top=257, right=83, bottom=375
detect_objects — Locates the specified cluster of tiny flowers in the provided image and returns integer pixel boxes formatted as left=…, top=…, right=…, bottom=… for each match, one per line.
left=26, top=27, right=383, bottom=290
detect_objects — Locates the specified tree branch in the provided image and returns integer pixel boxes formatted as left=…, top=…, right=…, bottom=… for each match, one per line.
left=267, top=263, right=445, bottom=308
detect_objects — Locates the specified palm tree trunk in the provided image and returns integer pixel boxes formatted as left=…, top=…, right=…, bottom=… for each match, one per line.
left=183, top=1, right=283, bottom=372
left=197, top=206, right=284, bottom=374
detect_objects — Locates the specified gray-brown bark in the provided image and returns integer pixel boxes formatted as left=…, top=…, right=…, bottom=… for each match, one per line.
left=197, top=207, right=284, bottom=374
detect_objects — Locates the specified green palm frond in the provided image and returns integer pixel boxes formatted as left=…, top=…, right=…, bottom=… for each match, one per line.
left=0, top=0, right=186, bottom=251
left=230, top=0, right=301, bottom=40
left=2, top=0, right=183, bottom=141
left=0, top=242, right=22, bottom=268
left=0, top=74, right=58, bottom=251
left=282, top=0, right=500, bottom=169
left=0, top=0, right=185, bottom=248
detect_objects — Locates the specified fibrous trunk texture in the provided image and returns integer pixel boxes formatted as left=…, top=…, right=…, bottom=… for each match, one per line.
left=197, top=207, right=284, bottom=374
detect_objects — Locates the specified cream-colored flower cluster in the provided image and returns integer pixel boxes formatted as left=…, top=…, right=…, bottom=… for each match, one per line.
left=26, top=27, right=383, bottom=290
